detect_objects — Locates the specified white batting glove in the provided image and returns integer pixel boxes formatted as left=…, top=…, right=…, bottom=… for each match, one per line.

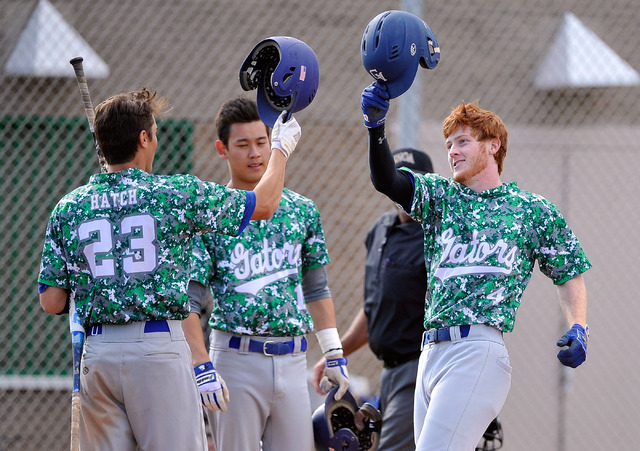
left=194, top=361, right=230, bottom=412
left=320, top=357, right=349, bottom=400
left=271, top=110, right=301, bottom=160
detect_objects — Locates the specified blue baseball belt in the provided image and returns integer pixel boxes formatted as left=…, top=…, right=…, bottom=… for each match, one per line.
left=228, top=336, right=308, bottom=356
left=423, top=325, right=471, bottom=345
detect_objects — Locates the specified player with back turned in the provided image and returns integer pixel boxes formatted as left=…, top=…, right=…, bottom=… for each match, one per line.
left=359, top=11, right=591, bottom=451
left=37, top=87, right=301, bottom=450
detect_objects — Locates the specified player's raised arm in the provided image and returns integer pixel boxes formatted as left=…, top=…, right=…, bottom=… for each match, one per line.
left=359, top=10, right=440, bottom=214
left=238, top=36, right=316, bottom=221
left=251, top=111, right=301, bottom=219
left=361, top=82, right=415, bottom=212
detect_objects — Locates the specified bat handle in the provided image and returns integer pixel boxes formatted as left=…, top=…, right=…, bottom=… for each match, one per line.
left=70, top=395, right=80, bottom=451
left=69, top=56, right=108, bottom=173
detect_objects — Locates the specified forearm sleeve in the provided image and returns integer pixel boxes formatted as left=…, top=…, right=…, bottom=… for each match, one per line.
left=302, top=266, right=332, bottom=302
left=368, top=126, right=415, bottom=212
left=188, top=280, right=211, bottom=316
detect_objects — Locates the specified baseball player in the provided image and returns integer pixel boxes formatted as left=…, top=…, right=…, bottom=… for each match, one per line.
left=361, top=82, right=591, bottom=450
left=38, top=87, right=301, bottom=451
left=183, top=97, right=349, bottom=451
left=313, top=148, right=501, bottom=451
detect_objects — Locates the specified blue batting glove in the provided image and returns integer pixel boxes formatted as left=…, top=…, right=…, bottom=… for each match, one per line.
left=361, top=82, right=390, bottom=128
left=556, top=324, right=588, bottom=368
left=194, top=361, right=230, bottom=411
left=320, top=357, right=349, bottom=400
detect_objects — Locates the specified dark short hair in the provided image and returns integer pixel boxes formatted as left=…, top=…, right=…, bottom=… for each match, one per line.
left=94, top=87, right=169, bottom=165
left=215, top=97, right=266, bottom=146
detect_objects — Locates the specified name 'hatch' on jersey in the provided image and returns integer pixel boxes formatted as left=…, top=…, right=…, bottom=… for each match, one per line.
left=38, top=168, right=248, bottom=327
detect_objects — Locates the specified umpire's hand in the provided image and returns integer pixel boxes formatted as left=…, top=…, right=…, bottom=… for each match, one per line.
left=194, top=361, right=230, bottom=411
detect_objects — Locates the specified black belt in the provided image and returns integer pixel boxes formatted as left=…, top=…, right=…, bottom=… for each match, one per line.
left=383, top=351, right=422, bottom=369
left=228, top=336, right=307, bottom=356
left=87, top=320, right=170, bottom=336
left=423, top=325, right=471, bottom=344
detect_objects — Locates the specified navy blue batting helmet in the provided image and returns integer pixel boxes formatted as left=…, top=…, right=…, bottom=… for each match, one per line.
left=239, top=36, right=319, bottom=127
left=361, top=10, right=440, bottom=98
left=312, top=387, right=382, bottom=451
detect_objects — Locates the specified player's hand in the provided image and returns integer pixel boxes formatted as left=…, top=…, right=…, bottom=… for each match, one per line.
left=194, top=361, right=230, bottom=411
left=556, top=324, right=588, bottom=368
left=319, top=357, right=349, bottom=400
left=361, top=82, right=390, bottom=128
left=311, top=357, right=327, bottom=395
left=271, top=110, right=301, bottom=160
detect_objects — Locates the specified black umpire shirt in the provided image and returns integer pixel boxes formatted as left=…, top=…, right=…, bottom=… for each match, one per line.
left=363, top=211, right=427, bottom=368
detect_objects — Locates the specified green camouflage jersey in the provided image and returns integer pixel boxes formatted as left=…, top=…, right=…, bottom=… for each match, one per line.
left=190, top=234, right=212, bottom=287
left=38, top=168, right=249, bottom=327
left=404, top=169, right=591, bottom=332
left=192, top=188, right=330, bottom=336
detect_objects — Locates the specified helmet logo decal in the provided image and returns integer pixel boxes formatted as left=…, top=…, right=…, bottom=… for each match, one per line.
left=300, top=65, right=307, bottom=81
left=411, top=43, right=417, bottom=56
left=368, top=69, right=388, bottom=82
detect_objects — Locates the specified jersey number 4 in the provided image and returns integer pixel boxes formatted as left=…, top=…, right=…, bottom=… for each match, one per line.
left=78, top=214, right=158, bottom=277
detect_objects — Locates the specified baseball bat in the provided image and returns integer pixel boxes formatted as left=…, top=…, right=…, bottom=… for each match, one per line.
left=68, top=56, right=96, bottom=450
left=69, top=56, right=107, bottom=173
left=69, top=300, right=85, bottom=451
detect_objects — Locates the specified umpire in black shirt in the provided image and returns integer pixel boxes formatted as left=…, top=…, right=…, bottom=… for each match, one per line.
left=364, top=148, right=432, bottom=372
left=313, top=148, right=432, bottom=451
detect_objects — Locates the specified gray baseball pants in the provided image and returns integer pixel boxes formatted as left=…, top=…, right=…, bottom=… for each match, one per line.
left=80, top=320, right=207, bottom=451
left=414, top=324, right=511, bottom=450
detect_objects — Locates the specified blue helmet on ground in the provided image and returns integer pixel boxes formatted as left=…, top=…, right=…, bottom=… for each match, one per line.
left=312, top=386, right=382, bottom=451
left=361, top=10, right=440, bottom=98
left=239, top=36, right=319, bottom=127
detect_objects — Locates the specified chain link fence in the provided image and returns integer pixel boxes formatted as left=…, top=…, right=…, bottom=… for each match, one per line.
left=1, top=0, right=638, bottom=449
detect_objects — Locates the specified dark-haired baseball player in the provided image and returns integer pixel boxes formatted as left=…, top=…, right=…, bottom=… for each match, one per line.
left=38, top=87, right=299, bottom=450
left=184, top=97, right=348, bottom=451
left=361, top=82, right=591, bottom=450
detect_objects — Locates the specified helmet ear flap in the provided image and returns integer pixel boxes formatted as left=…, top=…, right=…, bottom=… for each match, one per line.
left=419, top=26, right=440, bottom=70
